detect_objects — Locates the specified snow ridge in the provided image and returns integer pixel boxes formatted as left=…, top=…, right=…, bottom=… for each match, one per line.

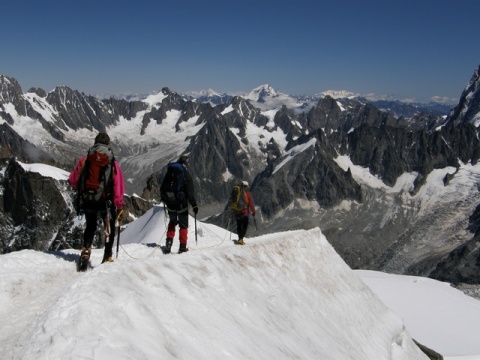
left=0, top=211, right=427, bottom=360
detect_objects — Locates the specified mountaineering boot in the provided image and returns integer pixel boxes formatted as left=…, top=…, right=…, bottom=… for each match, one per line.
left=79, top=247, right=92, bottom=271
left=102, top=247, right=113, bottom=263
left=102, top=256, right=114, bottom=264
left=178, top=243, right=189, bottom=253
left=81, top=247, right=92, bottom=260
left=237, top=239, right=245, bottom=245
left=164, top=237, right=173, bottom=254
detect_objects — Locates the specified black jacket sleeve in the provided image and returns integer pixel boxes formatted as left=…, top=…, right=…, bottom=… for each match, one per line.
left=184, top=170, right=197, bottom=207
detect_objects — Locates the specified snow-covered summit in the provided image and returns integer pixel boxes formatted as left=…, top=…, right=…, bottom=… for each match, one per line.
left=318, top=89, right=359, bottom=99
left=244, top=84, right=280, bottom=101
left=186, top=88, right=223, bottom=98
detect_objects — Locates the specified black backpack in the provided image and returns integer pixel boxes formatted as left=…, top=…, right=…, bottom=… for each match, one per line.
left=77, top=143, right=115, bottom=209
left=160, top=162, right=186, bottom=204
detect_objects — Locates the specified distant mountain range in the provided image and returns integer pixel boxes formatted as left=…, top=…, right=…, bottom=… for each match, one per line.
left=184, top=84, right=454, bottom=118
left=105, top=84, right=454, bottom=119
left=1, top=65, right=480, bottom=290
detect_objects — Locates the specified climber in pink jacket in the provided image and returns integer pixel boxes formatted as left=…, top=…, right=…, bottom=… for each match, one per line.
left=68, top=132, right=125, bottom=265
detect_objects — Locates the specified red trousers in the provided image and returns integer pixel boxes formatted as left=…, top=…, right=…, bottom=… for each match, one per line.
left=167, top=210, right=189, bottom=244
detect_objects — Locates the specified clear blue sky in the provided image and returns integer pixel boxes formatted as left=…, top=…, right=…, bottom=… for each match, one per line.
left=2, top=0, right=479, bottom=103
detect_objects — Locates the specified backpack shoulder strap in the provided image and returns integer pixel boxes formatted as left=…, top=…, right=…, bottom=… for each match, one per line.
left=243, top=189, right=249, bottom=207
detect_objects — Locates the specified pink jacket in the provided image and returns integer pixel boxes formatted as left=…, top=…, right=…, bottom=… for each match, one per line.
left=69, top=155, right=125, bottom=210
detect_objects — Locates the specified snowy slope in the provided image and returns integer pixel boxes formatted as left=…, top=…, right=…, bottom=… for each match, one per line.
left=0, top=207, right=426, bottom=360
left=358, top=270, right=480, bottom=359
left=2, top=203, right=480, bottom=359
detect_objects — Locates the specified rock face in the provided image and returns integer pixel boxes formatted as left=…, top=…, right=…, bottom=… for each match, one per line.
left=447, top=66, right=480, bottom=126
left=0, top=123, right=54, bottom=163
left=1, top=160, right=78, bottom=252
left=430, top=235, right=480, bottom=284
left=429, top=204, right=480, bottom=284
left=254, top=129, right=364, bottom=217
left=343, top=122, right=480, bottom=189
left=0, top=159, right=153, bottom=254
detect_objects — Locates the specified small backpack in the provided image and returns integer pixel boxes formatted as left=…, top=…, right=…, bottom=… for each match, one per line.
left=160, top=162, right=186, bottom=204
left=78, top=143, right=115, bottom=205
left=229, top=185, right=248, bottom=212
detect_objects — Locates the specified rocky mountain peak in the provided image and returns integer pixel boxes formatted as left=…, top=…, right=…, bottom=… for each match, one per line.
left=0, top=75, right=23, bottom=103
left=27, top=87, right=47, bottom=97
left=447, top=64, right=480, bottom=126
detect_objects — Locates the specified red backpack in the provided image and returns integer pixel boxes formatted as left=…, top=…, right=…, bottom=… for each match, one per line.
left=79, top=143, right=115, bottom=204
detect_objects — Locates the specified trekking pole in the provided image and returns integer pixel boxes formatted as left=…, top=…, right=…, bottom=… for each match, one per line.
left=254, top=216, right=258, bottom=231
left=116, top=210, right=123, bottom=259
left=104, top=212, right=111, bottom=241
left=194, top=212, right=198, bottom=245
left=231, top=211, right=236, bottom=240
left=226, top=212, right=232, bottom=240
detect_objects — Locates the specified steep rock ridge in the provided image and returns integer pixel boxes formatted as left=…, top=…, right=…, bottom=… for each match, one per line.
left=0, top=123, right=54, bottom=163
left=0, top=76, right=64, bottom=142
left=254, top=129, right=363, bottom=218
left=337, top=122, right=480, bottom=189
left=46, top=86, right=117, bottom=132
left=221, top=96, right=267, bottom=129
left=151, top=114, right=242, bottom=205
left=140, top=87, right=188, bottom=132
left=272, top=105, right=303, bottom=141
left=256, top=120, right=480, bottom=224
left=0, top=159, right=153, bottom=254
left=447, top=65, right=480, bottom=126
left=341, top=103, right=400, bottom=131
left=1, top=160, right=78, bottom=252
left=0, top=75, right=24, bottom=111
left=103, top=96, right=147, bottom=121
left=303, top=96, right=400, bottom=134
left=0, top=77, right=77, bottom=139
left=304, top=95, right=343, bottom=133
left=397, top=112, right=446, bottom=132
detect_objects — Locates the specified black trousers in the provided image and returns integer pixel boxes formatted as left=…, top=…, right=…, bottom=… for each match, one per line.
left=84, top=205, right=117, bottom=257
left=236, top=214, right=249, bottom=240
left=167, top=210, right=189, bottom=228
